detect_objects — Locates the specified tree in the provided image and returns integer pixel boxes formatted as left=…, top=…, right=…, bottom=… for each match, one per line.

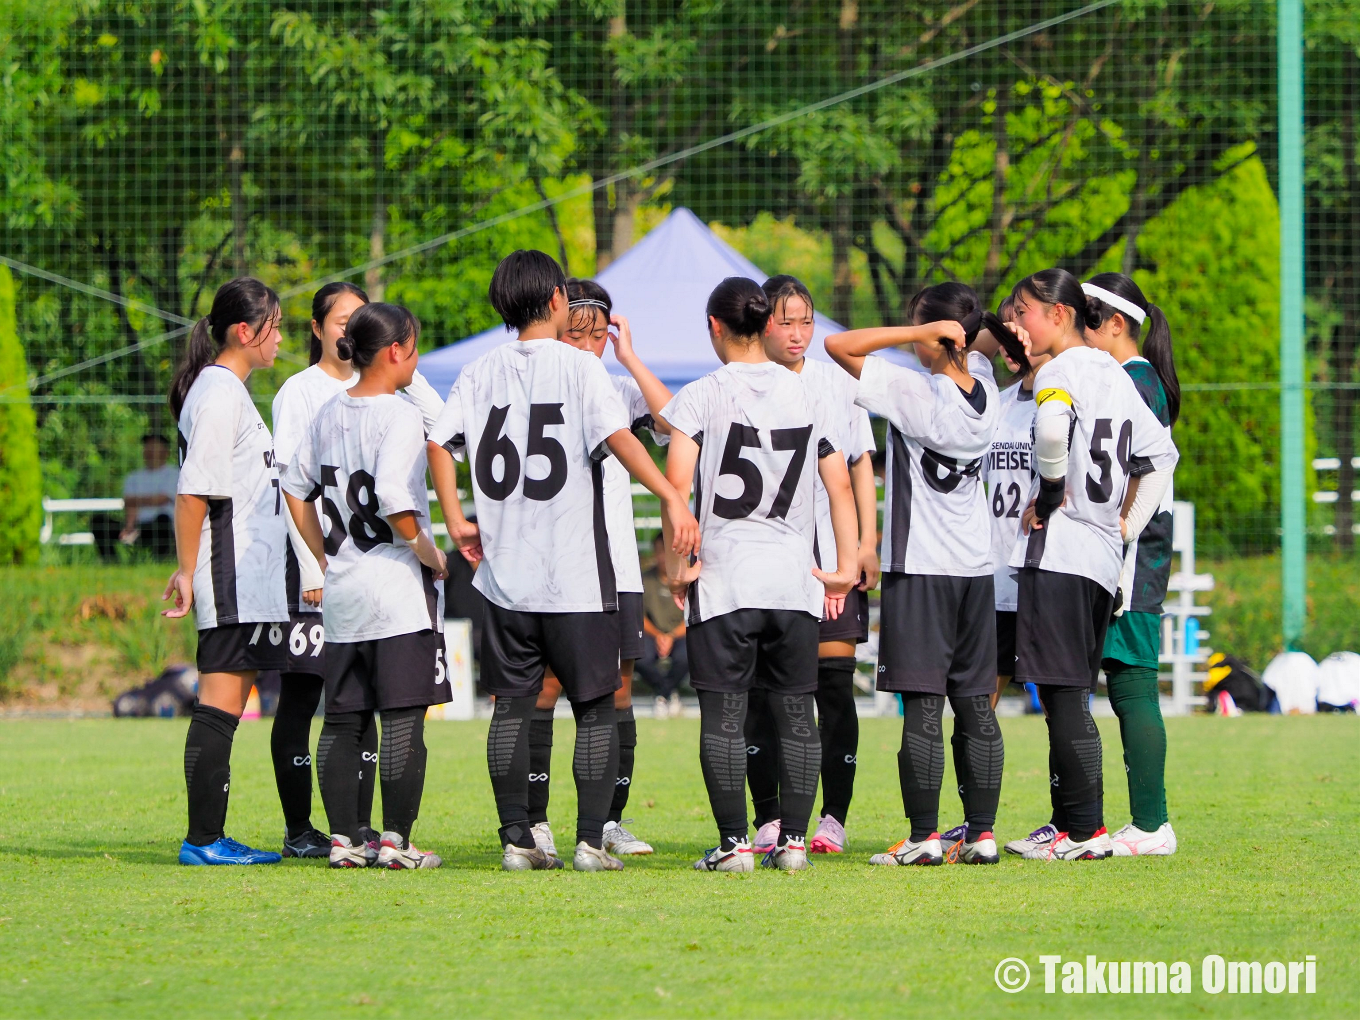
left=0, top=266, right=43, bottom=564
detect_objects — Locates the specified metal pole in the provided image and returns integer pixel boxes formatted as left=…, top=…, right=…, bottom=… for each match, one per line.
left=1278, top=0, right=1307, bottom=649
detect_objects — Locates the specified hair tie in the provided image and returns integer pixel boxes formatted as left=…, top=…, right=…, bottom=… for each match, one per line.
left=1081, top=283, right=1146, bottom=326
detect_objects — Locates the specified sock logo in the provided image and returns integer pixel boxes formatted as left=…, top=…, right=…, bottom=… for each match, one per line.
left=528, top=772, right=549, bottom=782
left=615, top=776, right=630, bottom=786
left=362, top=751, right=378, bottom=763
left=844, top=754, right=857, bottom=764
left=747, top=745, right=760, bottom=755
left=292, top=755, right=312, bottom=767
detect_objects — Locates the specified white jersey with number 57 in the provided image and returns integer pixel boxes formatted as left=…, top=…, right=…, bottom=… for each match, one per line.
left=281, top=393, right=443, bottom=643
left=661, top=362, right=839, bottom=624
left=428, top=339, right=630, bottom=613
left=1006, top=345, right=1179, bottom=594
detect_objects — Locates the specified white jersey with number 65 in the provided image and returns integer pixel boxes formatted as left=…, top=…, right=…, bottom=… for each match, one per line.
left=428, top=339, right=630, bottom=614
left=661, top=362, right=839, bottom=625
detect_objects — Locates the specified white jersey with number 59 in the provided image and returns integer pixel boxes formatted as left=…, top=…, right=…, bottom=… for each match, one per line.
left=661, top=362, right=839, bottom=624
left=1006, top=346, right=1179, bottom=593
left=428, top=339, right=630, bottom=613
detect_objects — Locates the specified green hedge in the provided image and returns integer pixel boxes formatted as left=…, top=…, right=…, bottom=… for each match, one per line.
left=0, top=265, right=42, bottom=564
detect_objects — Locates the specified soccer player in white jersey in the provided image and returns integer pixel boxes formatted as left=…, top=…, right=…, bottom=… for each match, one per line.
left=744, top=275, right=878, bottom=856
left=660, top=277, right=860, bottom=873
left=282, top=303, right=450, bottom=870
left=427, top=250, right=698, bottom=873
left=163, top=278, right=289, bottom=866
left=525, top=278, right=673, bottom=862
left=826, top=282, right=1009, bottom=868
left=1002, top=269, right=1178, bottom=862
left=270, top=282, right=446, bottom=859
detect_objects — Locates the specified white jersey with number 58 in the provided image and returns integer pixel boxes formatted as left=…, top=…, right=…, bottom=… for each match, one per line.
left=661, top=362, right=839, bottom=624
left=428, top=339, right=630, bottom=613
left=1007, top=345, right=1179, bottom=594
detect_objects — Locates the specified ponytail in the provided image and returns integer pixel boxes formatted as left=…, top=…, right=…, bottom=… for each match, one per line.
left=906, top=281, right=1022, bottom=371
left=169, top=277, right=280, bottom=418
left=982, top=311, right=1029, bottom=373
left=706, top=277, right=771, bottom=339
left=1084, top=272, right=1179, bottom=426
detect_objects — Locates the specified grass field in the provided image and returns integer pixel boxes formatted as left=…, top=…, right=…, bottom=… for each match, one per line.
left=0, top=714, right=1356, bottom=1018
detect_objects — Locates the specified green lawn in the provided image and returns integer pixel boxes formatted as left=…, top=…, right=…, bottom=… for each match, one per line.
left=0, top=717, right=1356, bottom=1018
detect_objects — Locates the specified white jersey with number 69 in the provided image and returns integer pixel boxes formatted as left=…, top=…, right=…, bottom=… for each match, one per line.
left=428, top=339, right=630, bottom=613
left=1007, top=345, right=1179, bottom=594
left=661, top=362, right=839, bottom=625
left=281, top=393, right=443, bottom=643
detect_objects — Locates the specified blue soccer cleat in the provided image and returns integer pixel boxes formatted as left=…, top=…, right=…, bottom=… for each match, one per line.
left=179, top=836, right=283, bottom=866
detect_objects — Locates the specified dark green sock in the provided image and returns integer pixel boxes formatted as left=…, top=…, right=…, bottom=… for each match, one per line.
left=1105, top=663, right=1168, bottom=830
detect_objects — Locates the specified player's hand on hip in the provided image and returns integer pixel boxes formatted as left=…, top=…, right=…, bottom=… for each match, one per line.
left=669, top=558, right=701, bottom=609
left=856, top=544, right=879, bottom=591
left=663, top=497, right=700, bottom=558
left=302, top=587, right=323, bottom=607
left=161, top=569, right=194, bottom=619
left=822, top=591, right=847, bottom=621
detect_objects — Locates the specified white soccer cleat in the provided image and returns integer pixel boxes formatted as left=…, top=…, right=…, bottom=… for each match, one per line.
left=376, top=832, right=443, bottom=870
left=1004, top=822, right=1059, bottom=856
left=501, top=842, right=563, bottom=871
left=1021, top=827, right=1113, bottom=861
left=327, top=834, right=375, bottom=869
left=753, top=819, right=781, bottom=854
left=1110, top=822, right=1177, bottom=857
left=869, top=834, right=944, bottom=866
left=694, top=838, right=756, bottom=872
left=573, top=841, right=625, bottom=872
left=653, top=695, right=670, bottom=719
left=530, top=821, right=560, bottom=861
left=953, top=831, right=1000, bottom=865
left=762, top=836, right=809, bottom=872
left=602, top=820, right=653, bottom=855
left=809, top=814, right=846, bottom=854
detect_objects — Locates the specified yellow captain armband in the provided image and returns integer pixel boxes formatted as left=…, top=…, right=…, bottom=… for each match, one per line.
left=1036, top=388, right=1072, bottom=407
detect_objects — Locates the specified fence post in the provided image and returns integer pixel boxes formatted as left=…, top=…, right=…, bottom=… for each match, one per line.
left=1278, top=0, right=1307, bottom=650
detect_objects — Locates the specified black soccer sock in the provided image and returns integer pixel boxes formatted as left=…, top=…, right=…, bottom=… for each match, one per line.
left=1047, top=740, right=1068, bottom=832
left=948, top=693, right=1004, bottom=837
left=742, top=686, right=781, bottom=828
left=357, top=715, right=378, bottom=833
left=815, top=657, right=859, bottom=825
left=770, top=691, right=820, bottom=842
left=571, top=694, right=618, bottom=849
left=609, top=706, right=636, bottom=823
left=316, top=710, right=370, bottom=845
left=897, top=693, right=945, bottom=842
left=378, top=707, right=428, bottom=842
left=1039, top=685, right=1104, bottom=842
left=488, top=695, right=538, bottom=849
left=698, top=689, right=750, bottom=843
left=184, top=703, right=239, bottom=846
left=527, top=708, right=555, bottom=826
left=270, top=672, right=323, bottom=836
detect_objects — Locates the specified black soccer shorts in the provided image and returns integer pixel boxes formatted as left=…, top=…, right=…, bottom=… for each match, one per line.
left=480, top=601, right=622, bottom=702
left=197, top=621, right=289, bottom=674
left=1013, top=567, right=1114, bottom=690
left=324, top=629, right=450, bottom=713
left=875, top=572, right=996, bottom=697
left=686, top=608, right=819, bottom=695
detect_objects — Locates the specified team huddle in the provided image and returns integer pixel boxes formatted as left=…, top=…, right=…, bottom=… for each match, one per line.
left=162, top=247, right=1182, bottom=872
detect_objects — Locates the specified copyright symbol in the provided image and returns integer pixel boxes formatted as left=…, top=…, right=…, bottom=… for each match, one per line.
left=994, top=957, right=1030, bottom=993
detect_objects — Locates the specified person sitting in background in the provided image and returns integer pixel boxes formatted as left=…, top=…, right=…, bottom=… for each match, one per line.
left=636, top=532, right=688, bottom=717
left=93, top=433, right=178, bottom=560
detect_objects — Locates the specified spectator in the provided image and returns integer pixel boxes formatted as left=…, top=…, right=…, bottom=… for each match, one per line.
left=92, top=433, right=178, bottom=560
left=635, top=533, right=689, bottom=717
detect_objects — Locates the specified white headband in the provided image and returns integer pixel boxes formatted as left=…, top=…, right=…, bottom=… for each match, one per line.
left=568, top=299, right=609, bottom=311
left=1081, top=283, right=1146, bottom=326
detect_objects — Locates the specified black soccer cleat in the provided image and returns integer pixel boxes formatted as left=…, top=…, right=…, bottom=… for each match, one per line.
left=282, top=828, right=333, bottom=859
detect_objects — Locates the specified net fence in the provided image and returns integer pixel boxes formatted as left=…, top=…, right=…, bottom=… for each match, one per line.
left=1, top=1, right=1357, bottom=656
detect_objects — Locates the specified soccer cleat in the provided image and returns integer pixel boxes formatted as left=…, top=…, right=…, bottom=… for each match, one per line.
left=530, top=821, right=560, bottom=861
left=1021, top=828, right=1113, bottom=861
left=869, top=834, right=944, bottom=866
left=282, top=827, right=333, bottom=859
left=1110, top=822, right=1178, bottom=857
left=809, top=814, right=846, bottom=854
left=376, top=832, right=442, bottom=870
left=1004, top=822, right=1059, bottom=856
left=573, top=841, right=625, bottom=872
left=668, top=692, right=683, bottom=717
left=602, top=820, right=653, bottom=856
left=762, top=836, right=809, bottom=872
left=179, top=836, right=282, bottom=866
left=954, top=831, right=1000, bottom=865
left=653, top=695, right=670, bottom=719
left=328, top=834, right=374, bottom=869
left=939, top=822, right=967, bottom=855
left=694, top=838, right=756, bottom=873
left=501, top=843, right=563, bottom=871
left=753, top=819, right=781, bottom=854
left=359, top=825, right=381, bottom=853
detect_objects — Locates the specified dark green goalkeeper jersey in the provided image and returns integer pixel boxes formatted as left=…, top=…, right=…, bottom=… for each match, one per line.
left=1122, top=357, right=1173, bottom=614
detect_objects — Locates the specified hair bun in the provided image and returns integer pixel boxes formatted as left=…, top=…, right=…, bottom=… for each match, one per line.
left=335, top=336, right=355, bottom=361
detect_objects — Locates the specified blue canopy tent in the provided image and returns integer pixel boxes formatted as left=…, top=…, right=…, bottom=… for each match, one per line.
left=417, top=206, right=924, bottom=394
